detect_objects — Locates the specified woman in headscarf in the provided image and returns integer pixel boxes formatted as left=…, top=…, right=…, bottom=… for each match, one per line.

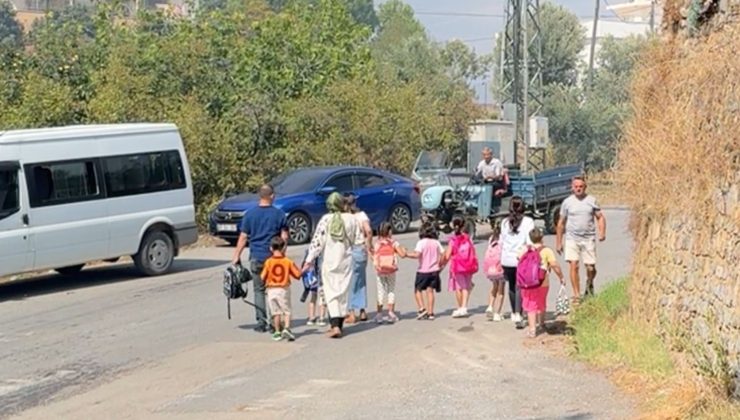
left=303, top=192, right=360, bottom=338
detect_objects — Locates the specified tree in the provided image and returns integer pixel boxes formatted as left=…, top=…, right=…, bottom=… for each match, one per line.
left=0, top=1, right=23, bottom=52
left=539, top=2, right=585, bottom=87
left=267, top=0, right=378, bottom=28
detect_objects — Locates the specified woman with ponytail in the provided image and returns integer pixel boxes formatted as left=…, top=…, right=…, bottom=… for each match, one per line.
left=499, top=196, right=535, bottom=329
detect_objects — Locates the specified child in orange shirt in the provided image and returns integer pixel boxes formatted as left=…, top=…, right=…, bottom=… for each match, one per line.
left=261, top=237, right=302, bottom=341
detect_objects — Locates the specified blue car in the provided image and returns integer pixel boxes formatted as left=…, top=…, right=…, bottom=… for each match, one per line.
left=209, top=166, right=422, bottom=245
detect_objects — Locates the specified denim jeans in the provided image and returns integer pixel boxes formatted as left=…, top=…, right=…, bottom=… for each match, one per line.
left=348, top=246, right=368, bottom=311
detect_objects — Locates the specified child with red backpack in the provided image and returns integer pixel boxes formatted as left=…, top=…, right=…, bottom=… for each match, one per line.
left=372, top=222, right=407, bottom=324
left=444, top=217, right=479, bottom=318
left=517, top=228, right=565, bottom=338
left=483, top=223, right=506, bottom=321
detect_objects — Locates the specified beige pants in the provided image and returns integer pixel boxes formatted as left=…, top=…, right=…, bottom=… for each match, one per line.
left=377, top=274, right=396, bottom=305
left=267, top=287, right=292, bottom=315
left=564, top=238, right=597, bottom=265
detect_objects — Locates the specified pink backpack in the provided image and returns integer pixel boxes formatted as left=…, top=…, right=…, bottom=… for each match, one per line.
left=517, top=246, right=546, bottom=289
left=450, top=233, right=478, bottom=275
left=483, top=238, right=503, bottom=279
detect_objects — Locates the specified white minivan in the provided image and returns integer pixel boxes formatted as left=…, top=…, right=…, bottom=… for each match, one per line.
left=0, top=123, right=197, bottom=278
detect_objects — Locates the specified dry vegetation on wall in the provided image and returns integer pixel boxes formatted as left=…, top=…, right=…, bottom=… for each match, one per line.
left=616, top=15, right=740, bottom=402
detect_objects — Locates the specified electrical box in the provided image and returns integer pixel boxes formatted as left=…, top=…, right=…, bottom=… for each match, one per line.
left=529, top=116, right=549, bottom=149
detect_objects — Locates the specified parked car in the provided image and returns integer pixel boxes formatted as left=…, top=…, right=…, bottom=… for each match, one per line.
left=209, top=166, right=422, bottom=245
left=0, top=123, right=197, bottom=278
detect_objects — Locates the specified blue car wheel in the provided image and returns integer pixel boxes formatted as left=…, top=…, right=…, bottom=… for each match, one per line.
left=389, top=204, right=411, bottom=233
left=288, top=212, right=312, bottom=245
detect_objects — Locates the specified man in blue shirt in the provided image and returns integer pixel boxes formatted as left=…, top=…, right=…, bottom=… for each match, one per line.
left=231, top=184, right=289, bottom=333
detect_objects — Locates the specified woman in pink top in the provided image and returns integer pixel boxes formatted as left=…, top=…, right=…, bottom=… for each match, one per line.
left=405, top=224, right=446, bottom=320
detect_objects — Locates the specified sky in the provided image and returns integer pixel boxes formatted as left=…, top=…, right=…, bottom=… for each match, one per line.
left=373, top=0, right=626, bottom=103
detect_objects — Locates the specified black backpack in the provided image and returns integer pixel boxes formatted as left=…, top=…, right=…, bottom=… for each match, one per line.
left=223, top=263, right=252, bottom=319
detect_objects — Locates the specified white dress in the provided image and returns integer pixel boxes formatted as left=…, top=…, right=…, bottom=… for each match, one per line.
left=306, top=213, right=360, bottom=318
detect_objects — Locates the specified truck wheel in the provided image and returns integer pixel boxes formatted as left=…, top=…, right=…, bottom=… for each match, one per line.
left=465, top=219, right=476, bottom=240
left=134, top=230, right=175, bottom=276
left=545, top=206, right=561, bottom=235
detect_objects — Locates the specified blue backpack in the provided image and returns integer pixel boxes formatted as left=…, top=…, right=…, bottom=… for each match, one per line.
left=299, top=250, right=321, bottom=302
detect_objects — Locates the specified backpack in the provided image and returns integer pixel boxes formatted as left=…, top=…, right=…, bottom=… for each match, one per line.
left=374, top=239, right=398, bottom=275
left=483, top=238, right=503, bottom=279
left=450, top=234, right=479, bottom=275
left=223, top=263, right=252, bottom=319
left=516, top=246, right=546, bottom=289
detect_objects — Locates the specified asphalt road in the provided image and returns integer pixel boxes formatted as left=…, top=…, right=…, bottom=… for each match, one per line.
left=0, top=209, right=635, bottom=419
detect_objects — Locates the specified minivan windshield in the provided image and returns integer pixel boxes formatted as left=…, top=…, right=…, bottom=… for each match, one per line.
left=269, top=169, right=326, bottom=195
left=0, top=168, right=19, bottom=220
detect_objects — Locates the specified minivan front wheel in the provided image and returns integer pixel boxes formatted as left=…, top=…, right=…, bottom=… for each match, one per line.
left=134, top=231, right=175, bottom=276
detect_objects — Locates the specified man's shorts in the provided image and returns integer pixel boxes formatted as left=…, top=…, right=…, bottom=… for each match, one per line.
left=267, top=287, right=292, bottom=315
left=564, top=238, right=597, bottom=265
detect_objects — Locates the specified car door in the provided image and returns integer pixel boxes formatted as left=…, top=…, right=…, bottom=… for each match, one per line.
left=355, top=172, right=395, bottom=229
left=306, top=171, right=356, bottom=225
left=0, top=161, right=33, bottom=277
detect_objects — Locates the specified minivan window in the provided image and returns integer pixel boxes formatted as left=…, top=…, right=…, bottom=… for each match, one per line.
left=103, top=151, right=186, bottom=198
left=0, top=168, right=19, bottom=219
left=27, top=161, right=99, bottom=207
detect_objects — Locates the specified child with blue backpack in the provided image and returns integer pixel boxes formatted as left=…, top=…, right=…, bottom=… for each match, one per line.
left=444, top=217, right=479, bottom=318
left=300, top=250, right=327, bottom=326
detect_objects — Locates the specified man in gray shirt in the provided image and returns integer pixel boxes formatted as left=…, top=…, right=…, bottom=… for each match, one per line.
left=556, top=176, right=606, bottom=302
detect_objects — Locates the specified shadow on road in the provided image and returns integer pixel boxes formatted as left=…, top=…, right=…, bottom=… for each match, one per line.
left=0, top=258, right=227, bottom=302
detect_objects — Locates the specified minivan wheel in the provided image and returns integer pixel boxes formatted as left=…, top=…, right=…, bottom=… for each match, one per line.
left=56, top=264, right=85, bottom=276
left=134, top=231, right=175, bottom=276
left=288, top=212, right=311, bottom=245
left=389, top=204, right=411, bottom=233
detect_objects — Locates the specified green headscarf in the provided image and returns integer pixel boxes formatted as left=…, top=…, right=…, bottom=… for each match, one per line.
left=326, top=192, right=346, bottom=241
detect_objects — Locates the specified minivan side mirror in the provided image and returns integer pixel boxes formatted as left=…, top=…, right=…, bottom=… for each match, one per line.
left=317, top=186, right=336, bottom=195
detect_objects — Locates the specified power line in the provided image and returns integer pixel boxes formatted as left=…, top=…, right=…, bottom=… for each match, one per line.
left=414, top=10, right=618, bottom=20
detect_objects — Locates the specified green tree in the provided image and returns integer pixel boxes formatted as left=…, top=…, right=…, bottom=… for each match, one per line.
left=0, top=1, right=23, bottom=51
left=267, top=0, right=378, bottom=28
left=539, top=2, right=585, bottom=86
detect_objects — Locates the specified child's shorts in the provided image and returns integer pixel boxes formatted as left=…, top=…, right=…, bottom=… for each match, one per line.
left=487, top=274, right=506, bottom=284
left=267, top=287, right=292, bottom=315
left=415, top=271, right=441, bottom=292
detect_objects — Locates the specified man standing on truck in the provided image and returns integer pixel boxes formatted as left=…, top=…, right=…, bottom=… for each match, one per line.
left=555, top=176, right=606, bottom=304
left=475, top=147, right=507, bottom=197
left=232, top=184, right=289, bottom=333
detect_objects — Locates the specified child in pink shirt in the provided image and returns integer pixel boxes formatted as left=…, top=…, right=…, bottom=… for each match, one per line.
left=404, top=223, right=446, bottom=320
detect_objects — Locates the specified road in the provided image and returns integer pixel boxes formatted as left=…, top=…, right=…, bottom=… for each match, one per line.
left=0, top=209, right=635, bottom=419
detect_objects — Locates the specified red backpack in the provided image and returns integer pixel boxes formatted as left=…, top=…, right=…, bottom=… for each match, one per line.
left=374, top=239, right=398, bottom=275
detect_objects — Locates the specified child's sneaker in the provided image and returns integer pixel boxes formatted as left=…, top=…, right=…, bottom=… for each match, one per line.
left=452, top=308, right=463, bottom=318
left=493, top=313, right=503, bottom=322
left=387, top=312, right=399, bottom=324
left=272, top=331, right=283, bottom=341
left=373, top=313, right=384, bottom=324
left=282, top=328, right=296, bottom=341
left=317, top=318, right=327, bottom=326
left=416, top=308, right=428, bottom=320
left=306, top=318, right=316, bottom=326
left=485, top=306, right=494, bottom=321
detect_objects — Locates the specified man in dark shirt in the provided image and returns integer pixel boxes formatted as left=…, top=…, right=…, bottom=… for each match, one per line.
left=231, top=184, right=289, bottom=332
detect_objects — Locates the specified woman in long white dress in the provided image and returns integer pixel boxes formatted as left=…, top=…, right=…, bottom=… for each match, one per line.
left=304, top=192, right=360, bottom=338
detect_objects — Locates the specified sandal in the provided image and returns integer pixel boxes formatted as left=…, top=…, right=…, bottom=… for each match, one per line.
left=359, top=310, right=368, bottom=322
left=526, top=330, right=537, bottom=338
left=416, top=308, right=428, bottom=320
left=427, top=313, right=435, bottom=320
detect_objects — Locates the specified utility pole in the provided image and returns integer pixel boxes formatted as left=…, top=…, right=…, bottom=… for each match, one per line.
left=501, top=0, right=544, bottom=172
left=649, top=0, right=655, bottom=33
left=588, top=0, right=600, bottom=91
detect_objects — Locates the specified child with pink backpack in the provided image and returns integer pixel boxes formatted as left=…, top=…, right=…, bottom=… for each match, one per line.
left=372, top=222, right=407, bottom=324
left=444, top=217, right=479, bottom=318
left=483, top=223, right=506, bottom=321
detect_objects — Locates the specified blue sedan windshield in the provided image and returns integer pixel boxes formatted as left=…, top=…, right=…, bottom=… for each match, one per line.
left=270, top=169, right=327, bottom=195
